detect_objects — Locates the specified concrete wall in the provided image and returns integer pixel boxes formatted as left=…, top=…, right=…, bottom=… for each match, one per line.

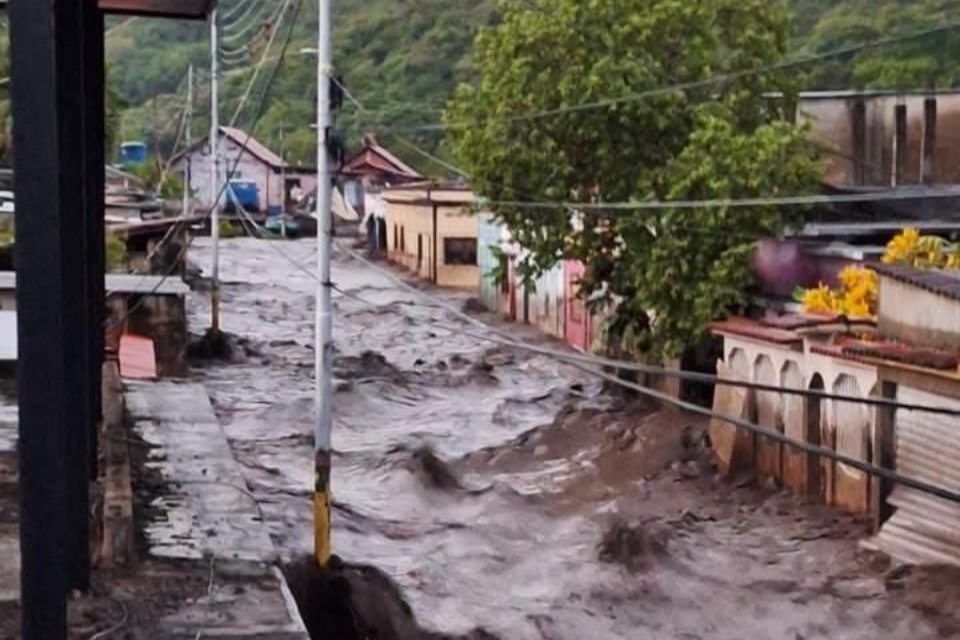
left=878, top=275, right=960, bottom=351
left=716, top=333, right=877, bottom=515
left=801, top=92, right=960, bottom=186
left=564, top=261, right=594, bottom=352
left=383, top=189, right=479, bottom=290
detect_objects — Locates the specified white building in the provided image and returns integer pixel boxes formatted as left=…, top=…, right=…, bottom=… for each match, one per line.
left=171, top=126, right=317, bottom=212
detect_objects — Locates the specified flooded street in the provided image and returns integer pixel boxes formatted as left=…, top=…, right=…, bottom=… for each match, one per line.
left=187, top=237, right=959, bottom=640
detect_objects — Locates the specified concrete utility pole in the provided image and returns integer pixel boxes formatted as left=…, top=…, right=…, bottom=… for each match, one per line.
left=314, top=0, right=334, bottom=567
left=209, top=9, right=222, bottom=334
left=183, top=63, right=194, bottom=217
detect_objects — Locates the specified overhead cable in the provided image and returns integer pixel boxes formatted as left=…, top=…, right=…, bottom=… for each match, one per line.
left=326, top=252, right=960, bottom=505
left=332, top=241, right=960, bottom=418
left=379, top=20, right=960, bottom=133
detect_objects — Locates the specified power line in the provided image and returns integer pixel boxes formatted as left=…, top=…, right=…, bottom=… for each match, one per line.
left=378, top=20, right=960, bottom=133
left=107, top=0, right=306, bottom=330
left=222, top=0, right=286, bottom=46
left=326, top=245, right=960, bottom=504
left=479, top=188, right=960, bottom=213
left=332, top=241, right=960, bottom=417
left=334, top=78, right=960, bottom=215
left=229, top=0, right=296, bottom=127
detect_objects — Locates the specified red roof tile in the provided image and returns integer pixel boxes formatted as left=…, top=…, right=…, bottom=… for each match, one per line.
left=710, top=317, right=802, bottom=345
left=119, top=334, right=157, bottom=380
left=844, top=340, right=960, bottom=371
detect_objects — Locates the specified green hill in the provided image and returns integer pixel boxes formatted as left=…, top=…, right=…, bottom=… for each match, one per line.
left=107, top=0, right=960, bottom=172
left=108, top=0, right=497, bottom=169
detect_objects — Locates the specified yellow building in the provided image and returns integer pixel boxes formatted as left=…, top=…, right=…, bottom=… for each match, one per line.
left=383, top=182, right=479, bottom=289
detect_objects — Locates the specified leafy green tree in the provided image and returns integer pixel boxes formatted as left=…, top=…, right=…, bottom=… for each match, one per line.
left=447, top=0, right=822, bottom=358
left=800, top=0, right=960, bottom=90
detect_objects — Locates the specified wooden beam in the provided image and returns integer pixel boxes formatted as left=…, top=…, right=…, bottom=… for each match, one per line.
left=98, top=0, right=215, bottom=18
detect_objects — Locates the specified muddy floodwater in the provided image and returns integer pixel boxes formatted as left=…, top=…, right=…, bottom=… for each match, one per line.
left=188, top=237, right=959, bottom=640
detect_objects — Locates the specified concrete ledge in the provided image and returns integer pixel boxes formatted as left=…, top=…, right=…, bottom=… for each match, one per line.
left=100, top=360, right=135, bottom=567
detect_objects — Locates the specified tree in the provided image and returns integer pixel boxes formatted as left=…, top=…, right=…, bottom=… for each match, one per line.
left=446, top=0, right=823, bottom=358
left=800, top=0, right=960, bottom=90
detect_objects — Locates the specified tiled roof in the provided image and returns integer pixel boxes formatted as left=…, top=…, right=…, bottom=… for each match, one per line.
left=875, top=263, right=960, bottom=302
left=758, top=314, right=840, bottom=330
left=342, top=136, right=423, bottom=180
left=844, top=340, right=960, bottom=371
left=810, top=338, right=960, bottom=372
left=709, top=317, right=803, bottom=345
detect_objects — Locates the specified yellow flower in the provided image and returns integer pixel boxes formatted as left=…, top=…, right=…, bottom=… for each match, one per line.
left=883, top=227, right=921, bottom=265
left=802, top=283, right=838, bottom=315
left=945, top=243, right=960, bottom=270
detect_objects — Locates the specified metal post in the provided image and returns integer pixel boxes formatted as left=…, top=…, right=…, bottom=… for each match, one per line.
left=314, top=0, right=334, bottom=567
left=10, top=0, right=100, bottom=632
left=209, top=9, right=222, bottom=333
left=280, top=129, right=286, bottom=213
left=184, top=64, right=193, bottom=217
left=186, top=63, right=194, bottom=145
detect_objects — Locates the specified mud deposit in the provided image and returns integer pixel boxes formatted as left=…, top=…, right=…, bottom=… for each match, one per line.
left=187, top=238, right=958, bottom=640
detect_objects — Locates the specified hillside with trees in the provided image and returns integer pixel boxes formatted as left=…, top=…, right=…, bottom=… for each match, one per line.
left=104, top=0, right=960, bottom=170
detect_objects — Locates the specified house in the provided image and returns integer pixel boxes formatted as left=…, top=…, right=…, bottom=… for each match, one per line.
left=865, top=264, right=960, bottom=566
left=799, top=89, right=960, bottom=188
left=710, top=263, right=960, bottom=567
left=170, top=126, right=317, bottom=212
left=476, top=215, right=565, bottom=339
left=383, top=181, right=478, bottom=289
left=342, top=135, right=424, bottom=254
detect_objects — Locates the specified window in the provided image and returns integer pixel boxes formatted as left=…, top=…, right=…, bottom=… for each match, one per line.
left=393, top=225, right=398, bottom=249
left=444, top=237, right=477, bottom=265
left=400, top=226, right=406, bottom=252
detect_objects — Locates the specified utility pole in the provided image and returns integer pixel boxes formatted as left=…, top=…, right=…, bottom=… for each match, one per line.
left=279, top=128, right=286, bottom=212
left=314, top=0, right=334, bottom=567
left=183, top=63, right=193, bottom=218
left=209, top=10, right=222, bottom=334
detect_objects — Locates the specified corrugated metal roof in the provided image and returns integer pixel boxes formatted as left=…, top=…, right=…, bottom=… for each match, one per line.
left=869, top=387, right=960, bottom=567
left=119, top=334, right=157, bottom=380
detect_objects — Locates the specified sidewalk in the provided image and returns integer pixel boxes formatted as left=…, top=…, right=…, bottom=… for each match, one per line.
left=0, top=369, right=309, bottom=639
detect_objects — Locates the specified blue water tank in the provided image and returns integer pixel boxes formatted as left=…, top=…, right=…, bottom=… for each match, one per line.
left=119, top=141, right=148, bottom=168
left=227, top=180, right=260, bottom=211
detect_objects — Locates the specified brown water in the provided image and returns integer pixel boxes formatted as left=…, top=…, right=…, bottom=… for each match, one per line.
left=187, top=238, right=958, bottom=640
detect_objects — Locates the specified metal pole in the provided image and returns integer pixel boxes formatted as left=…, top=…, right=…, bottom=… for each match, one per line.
left=184, top=63, right=193, bottom=217
left=314, top=0, right=334, bottom=567
left=276, top=128, right=285, bottom=214
left=209, top=10, right=222, bottom=333
left=186, top=63, right=194, bottom=145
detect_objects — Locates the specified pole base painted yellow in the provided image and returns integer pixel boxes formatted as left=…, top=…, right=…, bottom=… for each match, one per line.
left=314, top=487, right=331, bottom=566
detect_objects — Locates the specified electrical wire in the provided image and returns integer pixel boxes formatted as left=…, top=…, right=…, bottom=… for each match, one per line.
left=380, top=20, right=960, bottom=133
left=333, top=77, right=958, bottom=216
left=222, top=0, right=287, bottom=46
left=219, top=0, right=257, bottom=22
left=220, top=0, right=268, bottom=38
left=106, top=0, right=306, bottom=331
left=229, top=0, right=295, bottom=127
left=332, top=241, right=960, bottom=417
left=324, top=246, right=960, bottom=504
